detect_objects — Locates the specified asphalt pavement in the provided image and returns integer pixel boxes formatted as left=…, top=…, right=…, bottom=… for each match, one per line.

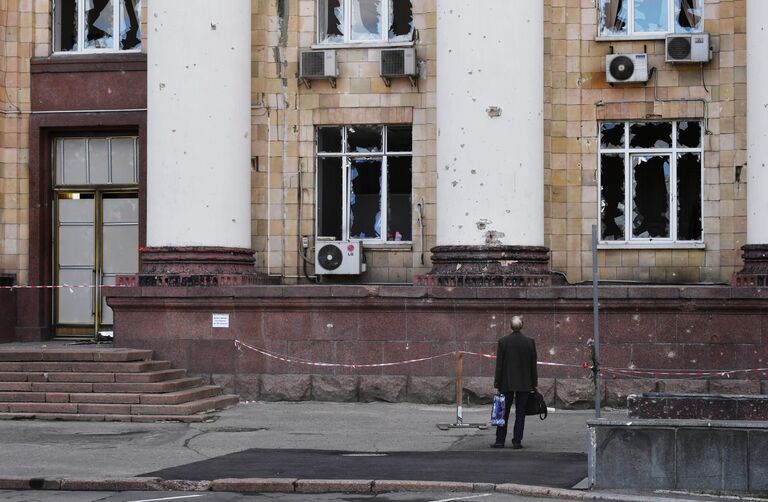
left=0, top=402, right=704, bottom=500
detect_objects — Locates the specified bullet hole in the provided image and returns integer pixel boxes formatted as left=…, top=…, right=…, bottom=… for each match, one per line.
left=211, top=22, right=217, bottom=30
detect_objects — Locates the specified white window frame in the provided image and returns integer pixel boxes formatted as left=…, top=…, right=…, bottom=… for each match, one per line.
left=53, top=0, right=142, bottom=54
left=597, top=0, right=703, bottom=41
left=597, top=120, right=705, bottom=249
left=315, top=0, right=413, bottom=46
left=315, top=125, right=413, bottom=245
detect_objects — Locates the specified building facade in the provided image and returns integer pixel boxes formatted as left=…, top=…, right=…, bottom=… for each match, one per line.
left=1, top=0, right=767, bottom=404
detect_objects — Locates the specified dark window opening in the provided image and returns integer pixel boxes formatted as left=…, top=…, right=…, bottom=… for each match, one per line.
left=55, top=0, right=78, bottom=52
left=677, top=121, right=701, bottom=148
left=387, top=156, right=412, bottom=241
left=600, top=122, right=625, bottom=149
left=348, top=126, right=382, bottom=153
left=676, top=0, right=703, bottom=32
left=630, top=122, right=673, bottom=149
left=321, top=0, right=344, bottom=41
left=318, top=157, right=343, bottom=240
left=318, top=127, right=343, bottom=153
left=677, top=153, right=702, bottom=241
left=632, top=155, right=670, bottom=239
left=387, top=125, right=412, bottom=152
left=600, top=154, right=626, bottom=241
left=390, top=0, right=413, bottom=40
left=349, top=159, right=382, bottom=239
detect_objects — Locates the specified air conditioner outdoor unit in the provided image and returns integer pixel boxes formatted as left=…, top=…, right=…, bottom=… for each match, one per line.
left=299, top=50, right=337, bottom=87
left=315, top=240, right=366, bottom=275
left=666, top=33, right=711, bottom=63
left=606, top=53, right=649, bottom=84
left=380, top=48, right=418, bottom=87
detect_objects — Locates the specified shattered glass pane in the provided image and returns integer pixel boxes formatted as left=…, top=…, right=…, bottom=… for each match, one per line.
left=389, top=0, right=413, bottom=42
left=318, top=127, right=343, bottom=153
left=677, top=153, right=702, bottom=240
left=633, top=0, right=668, bottom=32
left=630, top=122, right=673, bottom=149
left=347, top=126, right=382, bottom=153
left=56, top=0, right=79, bottom=51
left=600, top=122, right=625, bottom=149
left=632, top=155, right=670, bottom=239
left=599, top=0, right=628, bottom=36
left=318, top=157, right=344, bottom=240
left=85, top=0, right=115, bottom=49
left=677, top=121, right=702, bottom=148
left=350, top=0, right=383, bottom=41
left=387, top=156, right=412, bottom=241
left=120, top=0, right=141, bottom=50
left=349, top=159, right=382, bottom=240
left=320, top=0, right=344, bottom=43
left=600, top=154, right=626, bottom=241
left=675, top=0, right=703, bottom=33
left=387, top=126, right=412, bottom=152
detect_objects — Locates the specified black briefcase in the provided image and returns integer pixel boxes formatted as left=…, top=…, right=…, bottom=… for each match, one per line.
left=525, top=390, right=548, bottom=420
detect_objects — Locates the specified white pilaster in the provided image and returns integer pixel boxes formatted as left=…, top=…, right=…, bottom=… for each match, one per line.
left=747, top=0, right=768, bottom=244
left=147, top=0, right=252, bottom=248
left=436, top=0, right=544, bottom=247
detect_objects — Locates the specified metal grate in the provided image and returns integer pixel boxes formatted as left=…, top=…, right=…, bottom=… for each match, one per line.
left=381, top=49, right=405, bottom=76
left=301, top=51, right=326, bottom=77
left=667, top=37, right=692, bottom=60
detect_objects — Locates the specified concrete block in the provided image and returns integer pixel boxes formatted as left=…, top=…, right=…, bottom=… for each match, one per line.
left=676, top=429, right=748, bottom=491
left=463, top=377, right=494, bottom=405
left=311, top=375, right=358, bottom=402
left=295, top=479, right=373, bottom=493
left=656, top=379, right=708, bottom=394
left=605, top=379, right=657, bottom=408
left=748, top=431, right=768, bottom=492
left=373, top=480, right=473, bottom=493
left=708, top=379, right=762, bottom=396
left=159, top=479, right=212, bottom=491
left=260, top=375, right=312, bottom=401
left=594, top=426, right=675, bottom=489
left=234, top=374, right=261, bottom=401
left=211, top=478, right=296, bottom=493
left=556, top=379, right=595, bottom=409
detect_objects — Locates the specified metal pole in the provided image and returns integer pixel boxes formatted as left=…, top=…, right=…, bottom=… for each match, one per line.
left=455, top=351, right=464, bottom=424
left=592, top=224, right=601, bottom=419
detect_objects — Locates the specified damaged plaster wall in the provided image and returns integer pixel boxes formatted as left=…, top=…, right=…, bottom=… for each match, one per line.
left=436, top=0, right=544, bottom=247
left=146, top=0, right=252, bottom=248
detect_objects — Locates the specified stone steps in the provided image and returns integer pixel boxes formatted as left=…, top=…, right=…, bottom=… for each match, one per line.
left=0, top=345, right=238, bottom=422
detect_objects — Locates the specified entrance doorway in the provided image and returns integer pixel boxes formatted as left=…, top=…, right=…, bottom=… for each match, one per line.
left=53, top=136, right=139, bottom=338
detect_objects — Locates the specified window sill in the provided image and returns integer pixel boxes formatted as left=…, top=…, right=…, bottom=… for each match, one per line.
left=596, top=34, right=668, bottom=42
left=361, top=242, right=413, bottom=251
left=598, top=242, right=706, bottom=250
left=310, top=41, right=415, bottom=50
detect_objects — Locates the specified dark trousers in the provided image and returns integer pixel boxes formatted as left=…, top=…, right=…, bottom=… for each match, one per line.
left=495, top=391, right=530, bottom=445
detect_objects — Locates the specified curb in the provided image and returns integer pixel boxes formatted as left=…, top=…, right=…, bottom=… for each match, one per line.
left=0, top=476, right=690, bottom=501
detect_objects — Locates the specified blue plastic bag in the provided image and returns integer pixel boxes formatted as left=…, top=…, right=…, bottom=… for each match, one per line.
left=491, top=393, right=506, bottom=426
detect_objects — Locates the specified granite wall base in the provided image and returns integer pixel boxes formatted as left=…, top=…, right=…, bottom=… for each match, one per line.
left=107, top=285, right=768, bottom=405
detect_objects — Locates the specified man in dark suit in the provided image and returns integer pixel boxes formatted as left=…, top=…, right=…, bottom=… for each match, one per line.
left=492, top=315, right=538, bottom=449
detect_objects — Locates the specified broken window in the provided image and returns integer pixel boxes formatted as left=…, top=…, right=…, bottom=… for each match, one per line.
left=316, top=126, right=412, bottom=243
left=54, top=0, right=142, bottom=53
left=598, top=121, right=703, bottom=244
left=598, top=0, right=701, bottom=37
left=319, top=0, right=413, bottom=44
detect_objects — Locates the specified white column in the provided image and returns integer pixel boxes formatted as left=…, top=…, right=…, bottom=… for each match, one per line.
left=436, top=0, right=544, bottom=247
left=147, top=0, right=252, bottom=249
left=747, top=0, right=768, bottom=244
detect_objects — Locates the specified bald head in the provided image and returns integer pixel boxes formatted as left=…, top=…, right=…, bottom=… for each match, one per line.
left=511, top=316, right=523, bottom=332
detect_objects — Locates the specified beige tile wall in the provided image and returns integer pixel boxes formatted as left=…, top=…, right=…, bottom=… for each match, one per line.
left=251, top=0, right=436, bottom=283
left=0, top=0, right=750, bottom=286
left=544, top=0, right=746, bottom=283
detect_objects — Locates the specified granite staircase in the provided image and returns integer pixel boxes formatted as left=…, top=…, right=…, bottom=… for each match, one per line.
left=0, top=345, right=239, bottom=422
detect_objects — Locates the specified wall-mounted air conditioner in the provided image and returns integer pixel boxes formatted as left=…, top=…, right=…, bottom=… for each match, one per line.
left=380, top=48, right=418, bottom=88
left=666, top=33, right=711, bottom=63
left=606, top=53, right=649, bottom=84
left=299, top=50, right=338, bottom=88
left=315, top=240, right=366, bottom=275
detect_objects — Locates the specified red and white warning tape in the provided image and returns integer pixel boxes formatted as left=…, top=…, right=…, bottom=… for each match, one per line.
left=0, top=284, right=128, bottom=290
left=604, top=367, right=768, bottom=379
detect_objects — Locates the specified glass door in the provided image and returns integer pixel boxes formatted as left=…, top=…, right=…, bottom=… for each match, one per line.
left=53, top=136, right=140, bottom=339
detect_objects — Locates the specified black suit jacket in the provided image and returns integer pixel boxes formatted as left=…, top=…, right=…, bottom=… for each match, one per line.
left=494, top=332, right=538, bottom=392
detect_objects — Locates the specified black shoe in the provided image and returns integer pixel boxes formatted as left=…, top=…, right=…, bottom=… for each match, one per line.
left=490, top=442, right=505, bottom=449
left=511, top=443, right=523, bottom=449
